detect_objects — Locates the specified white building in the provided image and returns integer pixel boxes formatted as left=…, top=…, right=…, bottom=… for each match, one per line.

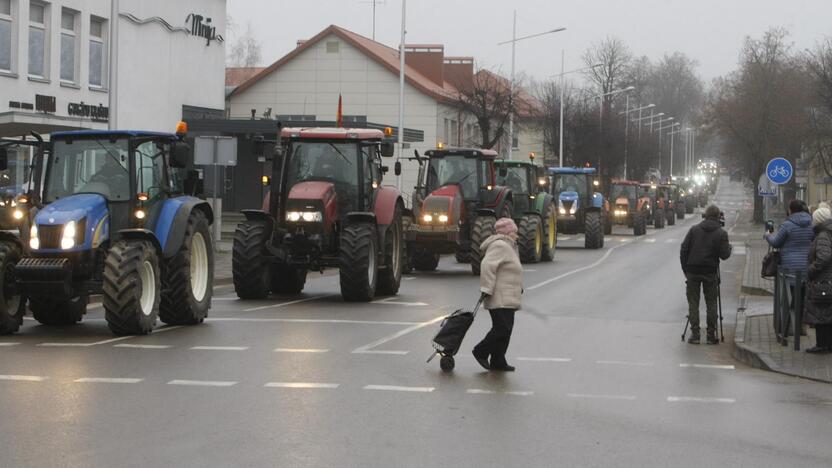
left=0, top=0, right=226, bottom=137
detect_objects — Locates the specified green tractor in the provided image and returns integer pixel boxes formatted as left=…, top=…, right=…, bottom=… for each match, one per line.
left=495, top=157, right=557, bottom=263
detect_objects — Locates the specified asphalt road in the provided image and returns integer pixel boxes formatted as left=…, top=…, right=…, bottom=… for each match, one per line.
left=1, top=178, right=831, bottom=468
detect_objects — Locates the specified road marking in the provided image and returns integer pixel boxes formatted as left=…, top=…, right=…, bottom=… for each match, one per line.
left=243, top=295, right=334, bottom=312
left=273, top=348, right=330, bottom=353
left=208, top=318, right=422, bottom=325
left=517, top=357, right=572, bottom=362
left=0, top=375, right=46, bottom=382
left=523, top=269, right=537, bottom=272
left=679, top=363, right=735, bottom=370
left=74, top=377, right=143, bottom=384
left=567, top=393, right=637, bottom=401
left=37, top=325, right=183, bottom=347
left=403, top=277, right=416, bottom=281
left=264, top=382, right=340, bottom=389
left=167, top=379, right=237, bottom=387
left=528, top=244, right=624, bottom=291
left=371, top=296, right=429, bottom=306
left=352, top=315, right=445, bottom=355
left=0, top=342, right=21, bottom=347
left=113, top=344, right=172, bottom=349
left=596, top=360, right=653, bottom=367
left=559, top=236, right=572, bottom=241
left=665, top=238, right=678, bottom=243
left=190, top=346, right=250, bottom=351
left=643, top=238, right=656, bottom=243
left=619, top=238, right=629, bottom=243
left=363, top=385, right=434, bottom=393
left=667, top=396, right=736, bottom=403
left=467, top=389, right=497, bottom=395
left=505, top=391, right=534, bottom=396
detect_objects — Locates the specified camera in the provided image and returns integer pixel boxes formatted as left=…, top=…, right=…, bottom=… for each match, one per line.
left=765, top=220, right=775, bottom=233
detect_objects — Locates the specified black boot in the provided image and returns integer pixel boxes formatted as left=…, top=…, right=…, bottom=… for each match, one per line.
left=472, top=349, right=491, bottom=370
left=706, top=333, right=719, bottom=345
left=687, top=330, right=701, bottom=344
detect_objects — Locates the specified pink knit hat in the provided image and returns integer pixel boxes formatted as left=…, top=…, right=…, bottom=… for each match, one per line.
left=495, top=217, right=518, bottom=235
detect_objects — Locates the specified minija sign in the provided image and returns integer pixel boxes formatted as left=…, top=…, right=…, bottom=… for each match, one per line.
left=185, top=14, right=224, bottom=46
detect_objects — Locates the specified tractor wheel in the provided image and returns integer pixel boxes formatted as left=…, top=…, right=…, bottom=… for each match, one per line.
left=667, top=209, right=676, bottom=226
left=470, top=216, right=496, bottom=275
left=0, top=242, right=24, bottom=335
left=412, top=252, right=440, bottom=271
left=540, top=204, right=557, bottom=262
left=455, top=249, right=470, bottom=264
left=603, top=214, right=612, bottom=235
left=339, top=223, right=378, bottom=302
left=377, top=206, right=404, bottom=296
left=31, top=296, right=86, bottom=326
left=232, top=220, right=271, bottom=300
left=584, top=211, right=603, bottom=249
left=677, top=205, right=685, bottom=220
left=160, top=210, right=213, bottom=326
left=654, top=209, right=665, bottom=229
left=633, top=212, right=644, bottom=236
left=270, top=265, right=307, bottom=295
left=518, top=215, right=543, bottom=263
left=103, top=240, right=160, bottom=335
left=686, top=202, right=694, bottom=214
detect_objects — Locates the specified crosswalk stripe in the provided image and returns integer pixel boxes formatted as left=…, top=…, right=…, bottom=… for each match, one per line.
left=74, top=377, right=144, bottom=384
left=264, top=382, right=339, bottom=389
left=0, top=375, right=46, bottom=382
left=167, top=379, right=237, bottom=387
left=363, top=385, right=434, bottom=393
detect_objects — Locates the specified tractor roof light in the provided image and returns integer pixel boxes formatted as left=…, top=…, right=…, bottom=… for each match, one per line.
left=384, top=127, right=394, bottom=137
left=175, top=121, right=188, bottom=135
left=437, top=142, right=445, bottom=150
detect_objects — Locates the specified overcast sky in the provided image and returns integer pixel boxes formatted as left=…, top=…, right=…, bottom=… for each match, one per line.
left=228, top=0, right=829, bottom=85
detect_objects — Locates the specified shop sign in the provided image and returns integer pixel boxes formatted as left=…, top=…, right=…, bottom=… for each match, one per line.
left=67, top=102, right=109, bottom=122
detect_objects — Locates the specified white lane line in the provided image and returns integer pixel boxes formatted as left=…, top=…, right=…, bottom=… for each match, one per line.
left=619, top=238, right=629, bottom=243
left=528, top=244, right=624, bottom=291
left=74, top=377, right=143, bottom=384
left=352, top=315, right=445, bottom=355
left=643, top=238, right=656, bottom=243
left=113, top=344, right=172, bottom=349
left=567, top=393, right=637, bottom=401
left=208, top=318, right=422, bottom=325
left=667, top=396, right=736, bottom=403
left=264, top=382, right=339, bottom=389
left=167, top=379, right=238, bottom=387
left=273, top=348, right=330, bottom=353
left=665, top=238, right=679, bottom=243
left=212, top=297, right=241, bottom=301
left=0, top=375, right=47, bottom=382
left=37, top=325, right=183, bottom=347
left=596, top=360, right=653, bottom=367
left=189, top=346, right=250, bottom=351
left=403, top=277, right=416, bottom=281
left=517, top=357, right=572, bottom=362
left=505, top=391, right=534, bottom=396
left=679, top=363, right=735, bottom=370
left=243, top=294, right=334, bottom=312
left=371, top=296, right=429, bottom=306
left=467, top=389, right=497, bottom=395
left=0, top=342, right=21, bottom=347
left=559, top=236, right=572, bottom=241
left=363, top=384, right=434, bottom=393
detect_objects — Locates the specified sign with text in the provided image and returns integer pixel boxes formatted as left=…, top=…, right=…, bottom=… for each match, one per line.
left=758, top=173, right=778, bottom=197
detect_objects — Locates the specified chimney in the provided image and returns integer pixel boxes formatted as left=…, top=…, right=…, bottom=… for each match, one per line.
left=404, top=44, right=445, bottom=87
left=443, top=57, right=474, bottom=89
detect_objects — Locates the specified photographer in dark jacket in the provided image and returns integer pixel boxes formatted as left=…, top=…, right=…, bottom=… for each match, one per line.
left=680, top=205, right=732, bottom=344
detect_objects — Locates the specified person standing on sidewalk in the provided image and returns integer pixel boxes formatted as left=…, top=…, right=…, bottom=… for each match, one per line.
left=473, top=218, right=523, bottom=371
left=765, top=199, right=813, bottom=277
left=680, top=205, right=732, bottom=344
left=805, top=206, right=832, bottom=354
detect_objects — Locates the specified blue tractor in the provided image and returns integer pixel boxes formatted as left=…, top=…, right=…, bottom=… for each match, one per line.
left=549, top=167, right=608, bottom=249
left=14, top=127, right=215, bottom=335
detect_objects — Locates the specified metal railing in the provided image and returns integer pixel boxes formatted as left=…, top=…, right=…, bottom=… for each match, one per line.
left=773, top=269, right=804, bottom=350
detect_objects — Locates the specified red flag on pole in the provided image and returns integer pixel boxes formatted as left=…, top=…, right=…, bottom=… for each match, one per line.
left=336, top=94, right=343, bottom=128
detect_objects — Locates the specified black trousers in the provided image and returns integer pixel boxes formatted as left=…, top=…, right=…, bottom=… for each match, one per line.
left=473, top=308, right=515, bottom=367
left=686, top=272, right=719, bottom=334
left=817, top=324, right=832, bottom=348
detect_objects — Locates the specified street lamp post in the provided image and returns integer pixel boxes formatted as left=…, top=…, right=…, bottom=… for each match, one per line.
left=655, top=120, right=678, bottom=175
left=668, top=126, right=684, bottom=178
left=618, top=103, right=654, bottom=179
left=594, top=86, right=634, bottom=132
left=554, top=60, right=601, bottom=167
left=108, top=0, right=119, bottom=130
left=649, top=117, right=674, bottom=173
left=498, top=15, right=566, bottom=160
left=395, top=0, right=406, bottom=190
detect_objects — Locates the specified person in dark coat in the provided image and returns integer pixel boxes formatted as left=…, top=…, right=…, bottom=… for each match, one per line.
left=805, top=206, right=832, bottom=354
left=680, top=205, right=732, bottom=344
left=766, top=199, right=813, bottom=275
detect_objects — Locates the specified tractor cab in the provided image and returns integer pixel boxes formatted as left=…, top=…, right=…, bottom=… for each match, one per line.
left=0, top=137, right=43, bottom=232
left=495, top=159, right=541, bottom=215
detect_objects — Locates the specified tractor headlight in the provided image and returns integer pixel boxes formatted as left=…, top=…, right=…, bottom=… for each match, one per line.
left=61, top=221, right=76, bottom=250
left=569, top=203, right=577, bottom=215
left=286, top=211, right=322, bottom=222
left=423, top=214, right=433, bottom=223
left=29, top=224, right=39, bottom=250
left=438, top=214, right=449, bottom=223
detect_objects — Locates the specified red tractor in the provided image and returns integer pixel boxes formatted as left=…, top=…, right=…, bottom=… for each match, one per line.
left=608, top=179, right=651, bottom=236
left=232, top=127, right=405, bottom=302
left=405, top=148, right=513, bottom=275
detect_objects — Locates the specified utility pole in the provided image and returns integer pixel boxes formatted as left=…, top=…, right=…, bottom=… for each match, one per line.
left=508, top=10, right=516, bottom=160
left=558, top=49, right=564, bottom=167
left=108, top=0, right=119, bottom=130
left=396, top=0, right=406, bottom=190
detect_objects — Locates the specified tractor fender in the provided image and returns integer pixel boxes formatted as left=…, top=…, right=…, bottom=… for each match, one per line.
left=154, top=197, right=214, bottom=258
left=372, top=187, right=403, bottom=227
left=533, top=193, right=553, bottom=214
left=117, top=228, right=163, bottom=255
left=591, top=192, right=605, bottom=209
left=476, top=208, right=496, bottom=217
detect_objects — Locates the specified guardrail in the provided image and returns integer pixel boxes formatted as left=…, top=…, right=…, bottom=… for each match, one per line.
left=773, top=269, right=804, bottom=350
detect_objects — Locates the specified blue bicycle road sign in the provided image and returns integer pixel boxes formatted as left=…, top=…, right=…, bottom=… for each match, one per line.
left=766, top=157, right=793, bottom=185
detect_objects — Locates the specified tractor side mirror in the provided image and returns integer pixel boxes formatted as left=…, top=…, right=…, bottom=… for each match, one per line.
left=380, top=141, right=395, bottom=157
left=0, top=147, right=7, bottom=171
left=394, top=161, right=402, bottom=176
left=273, top=145, right=285, bottom=161
left=170, top=141, right=189, bottom=168
left=381, top=165, right=389, bottom=174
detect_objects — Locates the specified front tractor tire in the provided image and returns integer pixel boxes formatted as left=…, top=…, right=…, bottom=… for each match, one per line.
left=518, top=215, right=543, bottom=263
left=633, top=212, right=648, bottom=236
left=232, top=220, right=272, bottom=300
left=540, top=204, right=557, bottom=262
left=584, top=211, right=604, bottom=249
left=470, top=216, right=496, bottom=275
left=667, top=209, right=676, bottom=226
left=339, top=223, right=379, bottom=302
left=377, top=206, right=404, bottom=296
left=654, top=209, right=665, bottom=229
left=160, top=210, right=213, bottom=326
left=0, top=242, right=25, bottom=335
left=103, top=240, right=160, bottom=335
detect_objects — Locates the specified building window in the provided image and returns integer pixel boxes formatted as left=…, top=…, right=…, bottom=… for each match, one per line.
left=0, top=0, right=13, bottom=72
left=511, top=135, right=519, bottom=150
left=89, top=17, right=105, bottom=87
left=326, top=41, right=339, bottom=54
left=59, top=8, right=77, bottom=83
left=28, top=2, right=47, bottom=78
left=449, top=119, right=459, bottom=146
left=443, top=118, right=450, bottom=145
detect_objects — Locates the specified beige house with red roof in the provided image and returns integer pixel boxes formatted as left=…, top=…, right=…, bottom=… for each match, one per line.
left=226, top=25, right=543, bottom=195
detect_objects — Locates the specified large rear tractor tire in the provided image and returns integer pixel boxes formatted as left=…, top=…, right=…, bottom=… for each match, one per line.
left=518, top=215, right=543, bottom=263
left=654, top=209, right=665, bottom=229
left=160, top=210, right=213, bottom=326
left=584, top=211, right=604, bottom=249
left=377, top=206, right=404, bottom=296
left=603, top=214, right=612, bottom=236
left=455, top=248, right=470, bottom=264
left=667, top=209, right=676, bottom=226
left=676, top=205, right=685, bottom=220
left=685, top=201, right=694, bottom=214
left=540, top=205, right=557, bottom=262
left=232, top=220, right=271, bottom=300
left=270, top=265, right=307, bottom=294
left=0, top=242, right=24, bottom=335
left=103, top=240, right=160, bottom=335
left=470, top=216, right=496, bottom=275
left=412, top=252, right=440, bottom=272
left=339, top=223, right=378, bottom=302
left=633, top=212, right=645, bottom=236
left=31, top=296, right=86, bottom=326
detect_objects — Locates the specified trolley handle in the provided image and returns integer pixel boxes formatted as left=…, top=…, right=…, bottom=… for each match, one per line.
left=473, top=293, right=486, bottom=317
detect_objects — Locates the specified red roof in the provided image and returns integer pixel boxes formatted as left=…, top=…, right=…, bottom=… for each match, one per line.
left=280, top=127, right=385, bottom=140
left=226, top=67, right=265, bottom=86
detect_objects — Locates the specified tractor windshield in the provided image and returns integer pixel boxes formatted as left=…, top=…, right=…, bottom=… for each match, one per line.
left=45, top=139, right=130, bottom=202
left=426, top=155, right=478, bottom=199
left=497, top=166, right=528, bottom=195
left=553, top=174, right=587, bottom=196
left=610, top=184, right=637, bottom=202
left=285, top=142, right=359, bottom=191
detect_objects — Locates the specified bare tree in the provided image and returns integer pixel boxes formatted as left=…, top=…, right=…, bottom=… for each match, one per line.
left=804, top=39, right=832, bottom=178
left=228, top=22, right=262, bottom=68
left=448, top=68, right=523, bottom=150
left=583, top=37, right=633, bottom=109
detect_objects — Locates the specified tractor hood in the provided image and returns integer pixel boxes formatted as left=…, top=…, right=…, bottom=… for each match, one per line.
left=33, top=194, right=109, bottom=252
left=558, top=191, right=579, bottom=203
left=288, top=181, right=335, bottom=202
left=421, top=184, right=463, bottom=224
